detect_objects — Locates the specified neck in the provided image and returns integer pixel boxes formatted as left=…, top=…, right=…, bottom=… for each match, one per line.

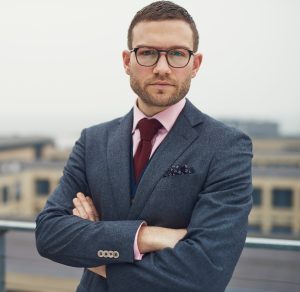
left=137, top=99, right=168, bottom=117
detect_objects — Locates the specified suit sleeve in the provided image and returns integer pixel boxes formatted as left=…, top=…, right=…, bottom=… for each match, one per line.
left=35, top=129, right=144, bottom=267
left=106, top=132, right=253, bottom=292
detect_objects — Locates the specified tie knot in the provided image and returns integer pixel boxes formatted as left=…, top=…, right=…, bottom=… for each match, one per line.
left=137, top=118, right=162, bottom=141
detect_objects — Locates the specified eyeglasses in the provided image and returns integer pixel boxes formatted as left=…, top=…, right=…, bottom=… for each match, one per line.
left=130, top=47, right=194, bottom=68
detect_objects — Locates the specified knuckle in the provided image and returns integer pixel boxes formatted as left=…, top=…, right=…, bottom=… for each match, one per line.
left=87, top=211, right=94, bottom=216
left=81, top=213, right=88, bottom=219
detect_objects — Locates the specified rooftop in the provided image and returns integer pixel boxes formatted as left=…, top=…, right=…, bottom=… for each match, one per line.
left=0, top=136, right=54, bottom=151
left=252, top=165, right=300, bottom=178
left=0, top=160, right=65, bottom=175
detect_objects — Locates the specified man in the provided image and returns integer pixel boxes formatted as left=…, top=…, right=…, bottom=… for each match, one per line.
left=35, top=1, right=253, bottom=291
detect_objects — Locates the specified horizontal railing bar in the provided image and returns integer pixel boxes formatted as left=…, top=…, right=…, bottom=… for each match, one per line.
left=246, top=237, right=300, bottom=247
left=245, top=236, right=300, bottom=251
left=0, top=220, right=35, bottom=231
left=0, top=220, right=300, bottom=251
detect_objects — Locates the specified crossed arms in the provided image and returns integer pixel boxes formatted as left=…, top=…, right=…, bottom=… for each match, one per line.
left=72, top=192, right=187, bottom=278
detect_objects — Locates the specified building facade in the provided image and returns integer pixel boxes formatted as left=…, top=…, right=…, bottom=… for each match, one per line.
left=0, top=137, right=67, bottom=220
left=1, top=134, right=300, bottom=239
left=249, top=137, right=300, bottom=238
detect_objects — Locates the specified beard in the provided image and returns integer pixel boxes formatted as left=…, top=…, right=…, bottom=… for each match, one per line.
left=130, top=74, right=192, bottom=108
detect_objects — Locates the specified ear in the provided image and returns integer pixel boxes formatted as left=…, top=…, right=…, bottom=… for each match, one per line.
left=122, top=50, right=131, bottom=75
left=191, top=53, right=203, bottom=78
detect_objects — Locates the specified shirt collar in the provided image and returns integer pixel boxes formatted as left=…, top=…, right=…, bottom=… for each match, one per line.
left=132, top=98, right=186, bottom=133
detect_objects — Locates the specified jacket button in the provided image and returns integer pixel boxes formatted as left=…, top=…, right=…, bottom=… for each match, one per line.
left=113, top=251, right=119, bottom=258
left=97, top=250, right=104, bottom=257
left=108, top=251, right=114, bottom=258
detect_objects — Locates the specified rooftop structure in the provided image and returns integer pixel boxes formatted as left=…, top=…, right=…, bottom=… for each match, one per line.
left=220, top=119, right=280, bottom=138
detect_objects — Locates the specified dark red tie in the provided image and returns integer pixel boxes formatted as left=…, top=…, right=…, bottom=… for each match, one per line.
left=134, top=118, right=162, bottom=181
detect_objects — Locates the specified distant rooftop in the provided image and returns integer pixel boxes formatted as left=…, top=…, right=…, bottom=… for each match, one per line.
left=220, top=119, right=280, bottom=138
left=0, top=136, right=54, bottom=151
left=0, top=160, right=65, bottom=175
left=252, top=165, right=300, bottom=178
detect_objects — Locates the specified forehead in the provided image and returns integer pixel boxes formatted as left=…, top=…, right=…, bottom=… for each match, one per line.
left=132, top=20, right=193, bottom=49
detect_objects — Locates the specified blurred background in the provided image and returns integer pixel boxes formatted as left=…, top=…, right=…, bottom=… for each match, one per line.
left=0, top=0, right=299, bottom=291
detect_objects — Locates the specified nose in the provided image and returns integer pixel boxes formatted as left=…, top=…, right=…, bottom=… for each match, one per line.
left=153, top=53, right=171, bottom=75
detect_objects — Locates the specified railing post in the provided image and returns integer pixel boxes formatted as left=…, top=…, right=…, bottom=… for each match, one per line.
left=0, top=230, right=6, bottom=292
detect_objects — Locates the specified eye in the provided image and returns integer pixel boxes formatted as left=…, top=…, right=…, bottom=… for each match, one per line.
left=169, top=50, right=187, bottom=57
left=138, top=48, right=157, bottom=56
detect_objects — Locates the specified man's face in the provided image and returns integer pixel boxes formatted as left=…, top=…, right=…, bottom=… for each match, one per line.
left=123, top=20, right=202, bottom=116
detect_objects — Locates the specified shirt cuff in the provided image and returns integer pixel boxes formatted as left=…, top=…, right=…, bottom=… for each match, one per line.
left=133, top=221, right=147, bottom=260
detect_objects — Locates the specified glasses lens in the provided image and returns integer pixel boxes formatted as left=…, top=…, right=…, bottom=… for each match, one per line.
left=136, top=48, right=159, bottom=66
left=167, top=49, right=190, bottom=68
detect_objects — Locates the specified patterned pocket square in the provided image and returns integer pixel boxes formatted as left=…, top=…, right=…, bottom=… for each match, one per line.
left=164, top=164, right=194, bottom=177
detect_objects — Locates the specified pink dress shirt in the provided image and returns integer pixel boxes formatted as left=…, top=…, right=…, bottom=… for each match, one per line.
left=132, top=98, right=186, bottom=260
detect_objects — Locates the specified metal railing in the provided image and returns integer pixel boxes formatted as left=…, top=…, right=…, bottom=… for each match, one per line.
left=0, top=220, right=35, bottom=292
left=1, top=220, right=300, bottom=292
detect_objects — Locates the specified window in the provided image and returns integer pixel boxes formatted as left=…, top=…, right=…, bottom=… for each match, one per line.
left=271, top=225, right=292, bottom=235
left=252, top=188, right=262, bottom=206
left=35, top=144, right=43, bottom=160
left=2, top=186, right=9, bottom=204
left=272, top=188, right=293, bottom=208
left=36, top=179, right=50, bottom=196
left=248, top=224, right=262, bottom=233
left=15, top=182, right=21, bottom=201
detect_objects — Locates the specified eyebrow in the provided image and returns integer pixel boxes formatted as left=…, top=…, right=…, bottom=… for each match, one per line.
left=134, top=44, right=192, bottom=51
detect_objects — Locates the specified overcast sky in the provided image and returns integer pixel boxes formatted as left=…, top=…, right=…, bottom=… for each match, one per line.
left=0, top=0, right=299, bottom=146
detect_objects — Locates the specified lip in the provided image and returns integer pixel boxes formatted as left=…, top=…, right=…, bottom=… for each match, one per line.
left=149, top=82, right=174, bottom=86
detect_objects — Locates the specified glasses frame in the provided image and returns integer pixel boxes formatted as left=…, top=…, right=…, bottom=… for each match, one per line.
left=130, top=47, right=194, bottom=68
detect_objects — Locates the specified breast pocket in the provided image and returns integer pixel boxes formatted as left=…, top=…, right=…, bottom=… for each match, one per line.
left=140, top=173, right=202, bottom=228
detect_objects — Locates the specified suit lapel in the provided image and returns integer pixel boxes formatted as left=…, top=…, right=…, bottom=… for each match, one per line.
left=107, top=110, right=133, bottom=219
left=127, top=100, right=204, bottom=219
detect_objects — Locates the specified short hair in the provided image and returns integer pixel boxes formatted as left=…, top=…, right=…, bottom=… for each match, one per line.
left=127, top=1, right=199, bottom=52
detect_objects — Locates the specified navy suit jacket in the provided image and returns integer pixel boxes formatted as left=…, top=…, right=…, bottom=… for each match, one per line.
left=35, top=99, right=253, bottom=292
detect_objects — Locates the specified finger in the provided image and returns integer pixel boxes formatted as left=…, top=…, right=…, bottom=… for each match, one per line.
left=86, top=196, right=100, bottom=220
left=88, top=266, right=106, bottom=278
left=73, top=208, right=80, bottom=217
left=77, top=193, right=96, bottom=221
left=73, top=197, right=89, bottom=220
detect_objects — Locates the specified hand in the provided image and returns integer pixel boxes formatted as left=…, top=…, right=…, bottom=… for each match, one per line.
left=73, top=192, right=106, bottom=278
left=137, top=226, right=187, bottom=254
left=72, top=192, right=100, bottom=221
